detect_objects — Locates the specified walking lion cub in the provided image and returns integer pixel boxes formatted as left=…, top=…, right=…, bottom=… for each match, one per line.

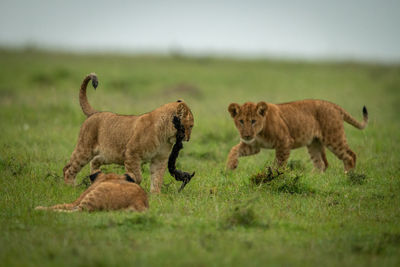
left=36, top=172, right=148, bottom=212
left=226, top=99, right=368, bottom=172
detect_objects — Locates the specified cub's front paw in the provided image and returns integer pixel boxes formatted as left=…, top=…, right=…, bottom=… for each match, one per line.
left=226, top=159, right=238, bottom=170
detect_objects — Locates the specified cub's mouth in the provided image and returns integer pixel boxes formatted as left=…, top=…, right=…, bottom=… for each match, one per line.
left=240, top=138, right=255, bottom=144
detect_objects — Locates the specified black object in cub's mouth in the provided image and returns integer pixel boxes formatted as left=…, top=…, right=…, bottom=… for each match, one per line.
left=89, top=171, right=101, bottom=182
left=168, top=116, right=195, bottom=192
left=124, top=174, right=136, bottom=183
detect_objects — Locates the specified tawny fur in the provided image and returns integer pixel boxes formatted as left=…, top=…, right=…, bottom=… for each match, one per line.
left=36, top=173, right=149, bottom=212
left=226, top=100, right=368, bottom=172
left=63, top=73, right=194, bottom=193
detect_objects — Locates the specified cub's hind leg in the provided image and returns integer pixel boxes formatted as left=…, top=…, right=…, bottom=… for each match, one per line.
left=321, top=146, right=328, bottom=170
left=307, top=139, right=328, bottom=172
left=346, top=148, right=356, bottom=167
left=64, top=148, right=93, bottom=185
left=320, top=112, right=356, bottom=172
left=324, top=136, right=356, bottom=172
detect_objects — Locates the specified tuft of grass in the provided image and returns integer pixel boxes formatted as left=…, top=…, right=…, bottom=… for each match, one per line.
left=250, top=166, right=284, bottom=185
left=250, top=167, right=314, bottom=194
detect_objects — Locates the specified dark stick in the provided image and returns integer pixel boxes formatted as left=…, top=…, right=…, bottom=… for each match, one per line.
left=168, top=116, right=195, bottom=192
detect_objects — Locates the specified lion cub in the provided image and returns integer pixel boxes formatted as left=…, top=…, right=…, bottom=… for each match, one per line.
left=63, top=73, right=194, bottom=193
left=36, top=172, right=148, bottom=212
left=226, top=100, right=368, bottom=172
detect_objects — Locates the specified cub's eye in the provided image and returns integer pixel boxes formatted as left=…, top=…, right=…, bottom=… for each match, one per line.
left=251, top=120, right=256, bottom=124
left=189, top=125, right=193, bottom=129
left=239, top=120, right=244, bottom=125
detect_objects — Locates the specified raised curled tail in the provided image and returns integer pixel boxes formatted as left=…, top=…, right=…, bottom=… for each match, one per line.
left=341, top=105, right=368, bottom=130
left=79, top=73, right=99, bottom=117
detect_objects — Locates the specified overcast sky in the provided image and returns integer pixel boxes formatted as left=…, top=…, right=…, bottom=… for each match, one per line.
left=0, top=0, right=399, bottom=62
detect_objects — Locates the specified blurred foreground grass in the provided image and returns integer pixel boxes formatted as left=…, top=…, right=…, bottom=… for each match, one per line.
left=0, top=49, right=400, bottom=266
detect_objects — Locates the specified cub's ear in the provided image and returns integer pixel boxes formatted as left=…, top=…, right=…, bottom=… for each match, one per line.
left=89, top=171, right=101, bottom=182
left=256, top=101, right=268, bottom=116
left=228, top=103, right=240, bottom=118
left=176, top=102, right=188, bottom=118
left=124, top=174, right=136, bottom=183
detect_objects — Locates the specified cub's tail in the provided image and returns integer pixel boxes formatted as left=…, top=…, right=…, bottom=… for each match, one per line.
left=79, top=73, right=99, bottom=117
left=341, top=105, right=368, bottom=130
left=35, top=203, right=79, bottom=212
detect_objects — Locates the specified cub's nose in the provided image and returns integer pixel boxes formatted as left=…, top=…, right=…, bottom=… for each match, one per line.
left=244, top=135, right=252, bottom=140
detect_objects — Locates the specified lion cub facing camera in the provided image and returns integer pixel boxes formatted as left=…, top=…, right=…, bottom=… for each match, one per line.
left=227, top=99, right=368, bottom=172
left=36, top=172, right=148, bottom=212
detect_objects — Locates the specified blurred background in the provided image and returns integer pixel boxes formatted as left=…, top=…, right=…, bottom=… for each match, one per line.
left=1, top=0, right=399, bottom=62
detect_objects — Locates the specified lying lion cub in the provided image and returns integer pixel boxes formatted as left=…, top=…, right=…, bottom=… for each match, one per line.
left=63, top=73, right=194, bottom=193
left=36, top=172, right=148, bottom=212
left=227, top=100, right=368, bottom=172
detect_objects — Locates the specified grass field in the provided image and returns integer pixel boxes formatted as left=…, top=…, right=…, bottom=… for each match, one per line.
left=1, top=49, right=400, bottom=266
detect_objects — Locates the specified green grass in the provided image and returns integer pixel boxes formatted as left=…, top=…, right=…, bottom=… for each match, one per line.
left=1, top=49, right=400, bottom=266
